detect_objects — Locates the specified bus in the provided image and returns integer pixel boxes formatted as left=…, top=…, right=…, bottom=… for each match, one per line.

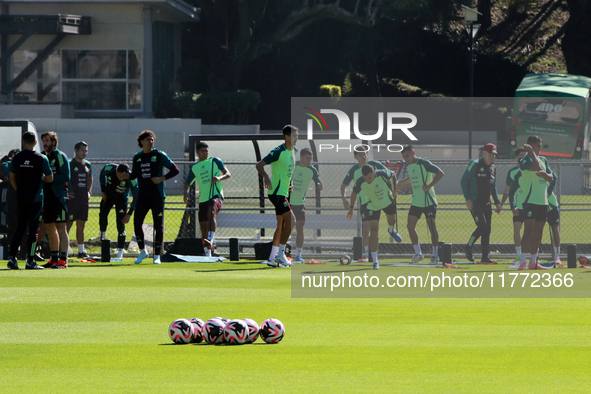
left=510, top=73, right=591, bottom=159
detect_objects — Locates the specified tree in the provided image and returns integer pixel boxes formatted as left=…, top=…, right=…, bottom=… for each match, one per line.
left=563, top=0, right=591, bottom=77
left=195, top=0, right=385, bottom=92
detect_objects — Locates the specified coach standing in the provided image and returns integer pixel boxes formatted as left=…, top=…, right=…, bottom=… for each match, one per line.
left=41, top=131, right=70, bottom=269
left=7, top=132, right=53, bottom=269
left=460, top=143, right=502, bottom=264
left=128, top=130, right=179, bottom=265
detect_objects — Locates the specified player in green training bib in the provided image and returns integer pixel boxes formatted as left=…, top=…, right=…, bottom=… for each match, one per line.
left=347, top=165, right=398, bottom=270
left=515, top=135, right=553, bottom=270
left=502, top=147, right=527, bottom=265
left=289, top=148, right=323, bottom=263
left=256, top=125, right=298, bottom=268
left=397, top=145, right=444, bottom=264
left=184, top=142, right=231, bottom=257
left=340, top=150, right=398, bottom=263
left=546, top=165, right=563, bottom=267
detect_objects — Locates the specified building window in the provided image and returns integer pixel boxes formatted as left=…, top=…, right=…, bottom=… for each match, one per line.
left=12, top=50, right=61, bottom=102
left=11, top=49, right=141, bottom=111
left=61, top=49, right=142, bottom=111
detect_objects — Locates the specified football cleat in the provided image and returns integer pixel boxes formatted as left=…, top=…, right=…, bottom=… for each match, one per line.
left=25, top=261, right=44, bottom=270
left=465, top=245, right=474, bottom=262
left=529, top=262, right=549, bottom=270
left=134, top=250, right=149, bottom=264
left=409, top=254, right=424, bottom=264
left=7, top=256, right=20, bottom=270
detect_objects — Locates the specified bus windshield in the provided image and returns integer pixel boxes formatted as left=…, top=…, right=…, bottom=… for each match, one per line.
left=512, top=73, right=591, bottom=159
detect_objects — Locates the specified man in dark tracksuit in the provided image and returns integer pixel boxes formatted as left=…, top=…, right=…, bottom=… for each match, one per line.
left=7, top=132, right=53, bottom=270
left=127, top=130, right=179, bottom=265
left=460, top=143, right=502, bottom=263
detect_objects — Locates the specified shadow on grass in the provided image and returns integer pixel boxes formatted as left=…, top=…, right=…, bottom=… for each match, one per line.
left=159, top=342, right=274, bottom=346
left=67, top=264, right=130, bottom=268
left=193, top=267, right=271, bottom=273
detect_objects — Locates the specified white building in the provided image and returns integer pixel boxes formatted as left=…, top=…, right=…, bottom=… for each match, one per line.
left=0, top=0, right=199, bottom=118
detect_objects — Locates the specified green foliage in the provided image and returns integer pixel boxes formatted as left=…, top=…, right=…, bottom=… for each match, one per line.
left=342, top=73, right=353, bottom=97
left=319, top=84, right=342, bottom=97
left=173, top=89, right=261, bottom=124
left=506, top=0, right=535, bottom=16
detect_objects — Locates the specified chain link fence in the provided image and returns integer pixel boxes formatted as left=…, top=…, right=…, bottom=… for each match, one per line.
left=72, top=158, right=591, bottom=258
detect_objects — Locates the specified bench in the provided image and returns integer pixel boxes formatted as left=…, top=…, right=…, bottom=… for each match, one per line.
left=215, top=212, right=358, bottom=230
left=215, top=212, right=360, bottom=259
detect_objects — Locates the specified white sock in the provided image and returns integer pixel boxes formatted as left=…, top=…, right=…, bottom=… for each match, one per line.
left=278, top=244, right=286, bottom=256
left=521, top=253, right=527, bottom=263
left=371, top=251, right=378, bottom=264
left=269, top=245, right=279, bottom=261
left=208, top=231, right=215, bottom=241
left=141, top=248, right=148, bottom=255
left=432, top=245, right=438, bottom=257
left=117, top=249, right=124, bottom=258
left=388, top=225, right=394, bottom=232
left=516, top=246, right=521, bottom=255
left=205, top=249, right=211, bottom=257
left=79, top=244, right=85, bottom=253
left=530, top=254, right=537, bottom=265
left=100, top=231, right=106, bottom=239
left=296, top=247, right=302, bottom=257
left=554, top=246, right=560, bottom=255
left=413, top=244, right=421, bottom=255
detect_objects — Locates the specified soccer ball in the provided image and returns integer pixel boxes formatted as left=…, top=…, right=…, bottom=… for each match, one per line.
left=259, top=318, right=285, bottom=344
left=202, top=318, right=226, bottom=345
left=168, top=319, right=194, bottom=344
left=223, top=319, right=249, bottom=345
left=213, top=317, right=230, bottom=342
left=189, top=318, right=205, bottom=343
left=243, top=318, right=260, bottom=344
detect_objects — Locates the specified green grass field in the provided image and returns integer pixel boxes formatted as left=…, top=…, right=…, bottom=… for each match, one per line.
left=1, top=258, right=590, bottom=393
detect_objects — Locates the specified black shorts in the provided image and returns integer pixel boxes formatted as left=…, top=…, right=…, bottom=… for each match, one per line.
left=68, top=197, right=89, bottom=221
left=43, top=192, right=68, bottom=223
left=366, top=202, right=397, bottom=221
left=409, top=205, right=436, bottom=219
left=547, top=208, right=559, bottom=227
left=269, top=194, right=291, bottom=216
left=198, top=197, right=223, bottom=222
left=512, top=208, right=526, bottom=223
left=292, top=205, right=306, bottom=222
left=360, top=203, right=370, bottom=222
left=523, top=203, right=547, bottom=223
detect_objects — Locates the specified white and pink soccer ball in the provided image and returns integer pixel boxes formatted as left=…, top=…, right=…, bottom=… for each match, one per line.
left=168, top=319, right=194, bottom=344
left=189, top=318, right=205, bottom=343
left=223, top=319, right=249, bottom=345
left=202, top=318, right=226, bottom=344
left=259, top=318, right=285, bottom=344
left=243, top=318, right=260, bottom=344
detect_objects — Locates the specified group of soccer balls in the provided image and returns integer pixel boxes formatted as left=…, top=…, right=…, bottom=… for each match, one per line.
left=169, top=317, right=285, bottom=345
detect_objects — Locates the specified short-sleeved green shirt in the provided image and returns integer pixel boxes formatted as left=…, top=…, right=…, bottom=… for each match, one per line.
left=342, top=160, right=386, bottom=206
left=352, top=169, right=395, bottom=211
left=290, top=163, right=321, bottom=206
left=407, top=158, right=440, bottom=207
left=519, top=155, right=550, bottom=206
left=263, top=144, right=296, bottom=197
left=186, top=157, right=226, bottom=203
